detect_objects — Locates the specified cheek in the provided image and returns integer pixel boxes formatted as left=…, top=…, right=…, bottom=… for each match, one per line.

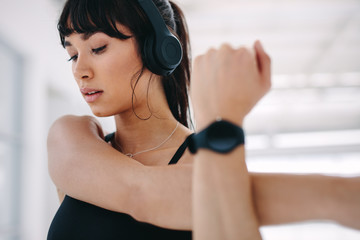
left=101, top=49, right=146, bottom=105
left=105, top=47, right=143, bottom=83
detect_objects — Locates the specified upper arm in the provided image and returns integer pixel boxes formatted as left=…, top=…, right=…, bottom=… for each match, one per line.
left=47, top=115, right=193, bottom=230
left=47, top=115, right=144, bottom=215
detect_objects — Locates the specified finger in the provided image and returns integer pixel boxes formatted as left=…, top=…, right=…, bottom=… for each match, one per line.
left=254, top=40, right=271, bottom=79
left=219, top=43, right=234, bottom=52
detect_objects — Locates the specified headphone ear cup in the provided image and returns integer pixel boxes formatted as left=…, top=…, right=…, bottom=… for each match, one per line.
left=142, top=35, right=161, bottom=75
left=142, top=33, right=182, bottom=76
left=157, top=35, right=182, bottom=71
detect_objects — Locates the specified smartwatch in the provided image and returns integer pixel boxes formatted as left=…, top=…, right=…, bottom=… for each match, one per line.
left=188, top=119, right=245, bottom=154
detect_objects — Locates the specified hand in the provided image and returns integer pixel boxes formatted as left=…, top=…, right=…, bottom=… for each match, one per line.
left=191, top=40, right=271, bottom=129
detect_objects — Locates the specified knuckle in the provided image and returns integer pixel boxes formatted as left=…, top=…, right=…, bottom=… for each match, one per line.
left=234, top=47, right=255, bottom=62
left=236, top=46, right=251, bottom=56
left=242, top=47, right=253, bottom=56
left=206, top=47, right=217, bottom=56
left=220, top=43, right=233, bottom=51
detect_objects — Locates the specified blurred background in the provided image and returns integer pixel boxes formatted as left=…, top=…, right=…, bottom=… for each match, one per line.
left=0, top=0, right=359, bottom=239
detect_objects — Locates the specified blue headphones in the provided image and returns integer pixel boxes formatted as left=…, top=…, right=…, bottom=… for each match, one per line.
left=137, top=0, right=183, bottom=76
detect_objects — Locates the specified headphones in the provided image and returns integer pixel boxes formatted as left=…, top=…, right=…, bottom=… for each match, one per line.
left=137, top=0, right=183, bottom=76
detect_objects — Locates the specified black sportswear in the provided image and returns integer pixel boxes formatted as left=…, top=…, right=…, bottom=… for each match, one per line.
left=47, top=133, right=192, bottom=240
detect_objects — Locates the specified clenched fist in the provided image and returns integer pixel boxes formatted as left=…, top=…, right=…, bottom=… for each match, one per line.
left=191, top=40, right=271, bottom=130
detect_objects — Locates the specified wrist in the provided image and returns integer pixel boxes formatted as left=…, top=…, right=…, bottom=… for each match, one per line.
left=188, top=118, right=245, bottom=154
left=196, top=116, right=243, bottom=131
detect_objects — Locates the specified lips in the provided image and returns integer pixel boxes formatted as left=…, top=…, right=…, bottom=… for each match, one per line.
left=86, top=90, right=101, bottom=95
left=80, top=88, right=104, bottom=103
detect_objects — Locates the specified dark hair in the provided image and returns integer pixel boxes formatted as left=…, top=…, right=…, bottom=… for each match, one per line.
left=58, top=0, right=192, bottom=128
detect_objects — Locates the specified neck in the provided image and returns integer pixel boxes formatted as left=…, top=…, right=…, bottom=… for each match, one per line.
left=112, top=72, right=189, bottom=156
left=113, top=109, right=179, bottom=155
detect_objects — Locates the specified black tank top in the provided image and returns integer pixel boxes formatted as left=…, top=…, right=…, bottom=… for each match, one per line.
left=47, top=133, right=192, bottom=240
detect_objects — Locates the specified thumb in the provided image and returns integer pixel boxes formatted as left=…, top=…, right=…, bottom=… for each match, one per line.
left=254, top=40, right=271, bottom=79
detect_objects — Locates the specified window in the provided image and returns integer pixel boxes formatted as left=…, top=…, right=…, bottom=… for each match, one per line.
left=0, top=36, right=24, bottom=240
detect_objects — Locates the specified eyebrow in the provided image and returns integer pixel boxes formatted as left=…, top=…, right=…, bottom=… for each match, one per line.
left=64, top=32, right=97, bottom=47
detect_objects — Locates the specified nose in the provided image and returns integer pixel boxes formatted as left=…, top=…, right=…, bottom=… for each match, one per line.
left=73, top=55, right=94, bottom=81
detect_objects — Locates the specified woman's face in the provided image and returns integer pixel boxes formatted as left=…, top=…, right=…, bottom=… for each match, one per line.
left=64, top=26, right=152, bottom=117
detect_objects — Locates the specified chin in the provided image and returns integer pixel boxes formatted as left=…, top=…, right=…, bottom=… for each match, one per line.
left=91, top=108, right=115, bottom=118
left=93, top=112, right=112, bottom=117
left=90, top=103, right=132, bottom=118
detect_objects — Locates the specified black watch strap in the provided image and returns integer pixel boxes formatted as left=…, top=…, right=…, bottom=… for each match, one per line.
left=188, top=119, right=245, bottom=154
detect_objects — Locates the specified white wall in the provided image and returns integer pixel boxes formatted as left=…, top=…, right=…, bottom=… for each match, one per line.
left=0, top=0, right=359, bottom=239
left=0, top=1, right=76, bottom=239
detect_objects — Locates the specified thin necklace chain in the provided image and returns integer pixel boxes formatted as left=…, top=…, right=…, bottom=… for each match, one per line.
left=114, top=122, right=179, bottom=158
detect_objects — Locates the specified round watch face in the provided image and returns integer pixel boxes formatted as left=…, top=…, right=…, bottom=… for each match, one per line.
left=206, top=121, right=238, bottom=153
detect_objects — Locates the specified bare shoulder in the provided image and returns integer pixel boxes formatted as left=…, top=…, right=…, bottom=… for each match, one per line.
left=47, top=115, right=105, bottom=189
left=48, top=115, right=104, bottom=146
left=49, top=115, right=102, bottom=136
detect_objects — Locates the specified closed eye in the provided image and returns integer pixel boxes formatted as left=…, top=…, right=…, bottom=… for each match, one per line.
left=67, top=45, right=107, bottom=62
left=92, top=45, right=107, bottom=54
left=68, top=55, right=78, bottom=62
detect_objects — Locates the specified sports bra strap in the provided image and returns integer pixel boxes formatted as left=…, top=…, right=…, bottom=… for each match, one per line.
left=168, top=134, right=193, bottom=165
left=103, top=133, right=193, bottom=165
left=104, top=132, right=115, bottom=143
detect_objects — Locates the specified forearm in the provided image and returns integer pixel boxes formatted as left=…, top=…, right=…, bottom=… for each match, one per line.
left=193, top=147, right=261, bottom=240
left=134, top=165, right=358, bottom=231
left=252, top=173, right=334, bottom=225
left=143, top=170, right=359, bottom=231
left=251, top=173, right=360, bottom=229
left=134, top=164, right=192, bottom=229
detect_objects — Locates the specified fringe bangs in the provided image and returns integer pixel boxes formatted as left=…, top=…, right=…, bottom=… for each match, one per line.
left=58, top=0, right=131, bottom=47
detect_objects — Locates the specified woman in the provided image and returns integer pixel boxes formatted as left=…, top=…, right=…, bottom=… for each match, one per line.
left=47, top=0, right=360, bottom=239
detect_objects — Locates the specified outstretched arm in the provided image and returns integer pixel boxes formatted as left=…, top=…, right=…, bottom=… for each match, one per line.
left=253, top=173, right=360, bottom=230
left=48, top=115, right=360, bottom=231
left=49, top=115, right=261, bottom=238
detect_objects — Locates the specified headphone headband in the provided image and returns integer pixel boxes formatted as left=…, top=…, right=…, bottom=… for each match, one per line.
left=138, top=0, right=171, bottom=36
left=137, top=0, right=183, bottom=76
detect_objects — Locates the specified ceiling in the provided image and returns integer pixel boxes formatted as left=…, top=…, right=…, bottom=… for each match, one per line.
left=180, top=0, right=360, bottom=75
